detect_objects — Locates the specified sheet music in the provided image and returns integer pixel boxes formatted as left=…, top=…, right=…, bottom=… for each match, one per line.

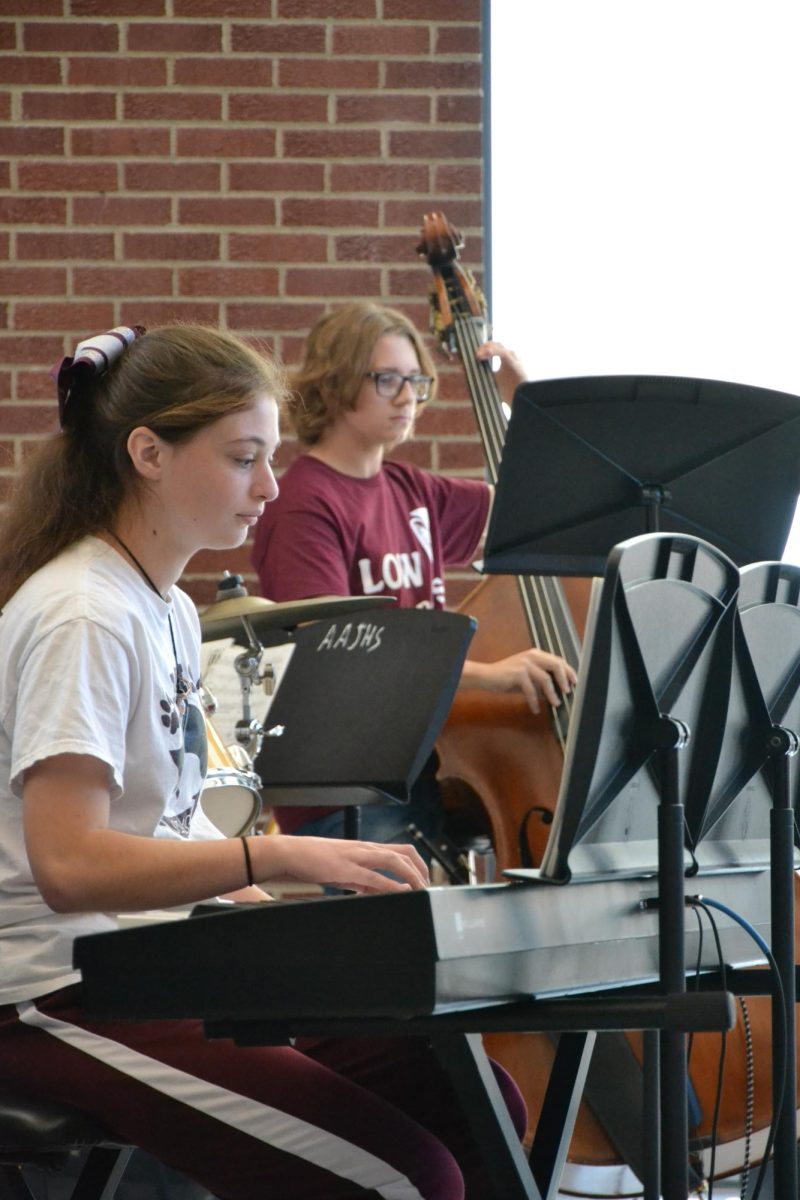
left=199, top=637, right=296, bottom=752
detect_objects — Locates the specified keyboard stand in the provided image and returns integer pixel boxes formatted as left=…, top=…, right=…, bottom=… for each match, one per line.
left=205, top=988, right=735, bottom=1200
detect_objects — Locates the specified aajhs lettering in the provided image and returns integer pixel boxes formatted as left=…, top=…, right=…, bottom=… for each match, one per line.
left=316, top=622, right=384, bottom=653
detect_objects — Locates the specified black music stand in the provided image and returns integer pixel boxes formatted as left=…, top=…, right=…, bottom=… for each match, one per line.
left=483, top=374, right=800, bottom=577
left=254, top=608, right=475, bottom=838
left=504, top=532, right=755, bottom=1200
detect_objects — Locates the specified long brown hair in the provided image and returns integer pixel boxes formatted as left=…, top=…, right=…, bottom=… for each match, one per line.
left=0, top=324, right=287, bottom=607
left=288, top=301, right=437, bottom=446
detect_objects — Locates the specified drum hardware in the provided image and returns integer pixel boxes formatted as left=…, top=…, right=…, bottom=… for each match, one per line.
left=197, top=711, right=263, bottom=838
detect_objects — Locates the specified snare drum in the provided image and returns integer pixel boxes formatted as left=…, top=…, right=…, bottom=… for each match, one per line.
left=198, top=715, right=262, bottom=837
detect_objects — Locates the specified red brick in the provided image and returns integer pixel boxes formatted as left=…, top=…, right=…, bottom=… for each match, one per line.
left=386, top=199, right=482, bottom=228
left=0, top=95, right=9, bottom=120
left=436, top=440, right=485, bottom=470
left=16, top=231, right=115, bottom=260
left=330, top=163, right=429, bottom=193
left=0, top=162, right=9, bottom=186
left=178, top=267, right=279, bottom=297
left=436, top=94, right=482, bottom=124
left=13, top=302, right=115, bottom=333
left=335, top=233, right=415, bottom=262
left=388, top=126, right=479, bottom=159
left=186, top=545, right=252, bottom=577
left=0, top=127, right=64, bottom=156
left=433, top=163, right=482, bottom=193
left=118, top=301, right=220, bottom=326
left=0, top=22, right=13, bottom=48
left=0, top=304, right=8, bottom=330
left=335, top=93, right=430, bottom=124
left=72, top=0, right=165, bottom=14
left=229, top=232, right=327, bottom=263
left=384, top=0, right=478, bottom=16
left=123, top=232, right=220, bottom=261
left=172, top=0, right=268, bottom=13
left=176, top=128, right=277, bottom=158
left=278, top=0, right=376, bottom=14
left=283, top=198, right=379, bottom=228
left=231, top=23, right=326, bottom=53
left=227, top=302, right=324, bottom=333
left=16, top=370, right=55, bottom=400
left=73, top=196, right=171, bottom=226
left=228, top=93, right=327, bottom=123
left=0, top=380, right=10, bottom=406
left=333, top=24, right=430, bottom=55
left=386, top=439, right=432, bottom=468
left=123, top=162, right=221, bottom=193
left=0, top=196, right=66, bottom=224
left=228, top=162, right=324, bottom=193
left=384, top=60, right=480, bottom=90
left=436, top=24, right=481, bottom=54
left=173, top=58, right=273, bottom=88
left=0, top=0, right=61, bottom=12
left=71, top=127, right=170, bottom=156
left=22, top=91, right=117, bottom=121
left=23, top=20, right=119, bottom=51
left=0, top=402, right=60, bottom=434
left=283, top=130, right=380, bottom=159
left=415, top=401, right=477, bottom=436
left=284, top=267, right=381, bottom=297
left=73, top=267, right=174, bottom=296
left=123, top=93, right=222, bottom=122
left=390, top=267, right=452, bottom=297
left=127, top=22, right=222, bottom=52
left=0, top=335, right=64, bottom=367
left=0, top=267, right=67, bottom=296
left=0, top=57, right=61, bottom=85
left=279, top=58, right=377, bottom=89
left=17, top=161, right=118, bottom=192
left=178, top=198, right=276, bottom=226
left=68, top=56, right=167, bottom=86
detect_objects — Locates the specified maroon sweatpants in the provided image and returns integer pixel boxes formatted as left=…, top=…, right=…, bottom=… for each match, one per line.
left=0, top=986, right=526, bottom=1200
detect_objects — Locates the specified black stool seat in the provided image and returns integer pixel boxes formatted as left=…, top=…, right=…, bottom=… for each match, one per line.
left=0, top=1091, right=119, bottom=1156
left=0, top=1090, right=132, bottom=1200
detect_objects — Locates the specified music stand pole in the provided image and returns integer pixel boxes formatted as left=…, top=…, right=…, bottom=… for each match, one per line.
left=767, top=726, right=799, bottom=1198
left=655, top=716, right=691, bottom=1200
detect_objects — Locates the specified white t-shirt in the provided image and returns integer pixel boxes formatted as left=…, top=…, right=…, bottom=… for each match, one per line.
left=0, top=536, right=209, bottom=1003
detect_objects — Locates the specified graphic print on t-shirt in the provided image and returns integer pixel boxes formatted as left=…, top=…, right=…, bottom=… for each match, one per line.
left=355, top=504, right=442, bottom=608
left=158, top=686, right=207, bottom=838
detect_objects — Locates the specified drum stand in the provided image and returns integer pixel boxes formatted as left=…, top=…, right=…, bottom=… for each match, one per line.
left=231, top=615, right=280, bottom=767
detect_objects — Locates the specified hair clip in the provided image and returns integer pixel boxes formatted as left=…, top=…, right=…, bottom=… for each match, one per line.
left=51, top=324, right=146, bottom=429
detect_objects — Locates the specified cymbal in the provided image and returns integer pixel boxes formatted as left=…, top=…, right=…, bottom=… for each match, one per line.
left=199, top=594, right=396, bottom=643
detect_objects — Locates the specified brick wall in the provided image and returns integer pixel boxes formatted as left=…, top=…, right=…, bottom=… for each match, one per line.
left=1, top=0, right=486, bottom=606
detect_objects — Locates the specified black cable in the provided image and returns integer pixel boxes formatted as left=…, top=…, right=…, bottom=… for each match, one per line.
left=687, top=896, right=787, bottom=1200
left=688, top=900, right=728, bottom=1199
left=737, top=995, right=755, bottom=1200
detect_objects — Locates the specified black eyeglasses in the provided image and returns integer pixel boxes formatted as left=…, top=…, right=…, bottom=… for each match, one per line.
left=364, top=371, right=433, bottom=403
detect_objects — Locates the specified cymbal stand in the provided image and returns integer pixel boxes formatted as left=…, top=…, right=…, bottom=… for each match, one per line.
left=233, top=616, right=275, bottom=765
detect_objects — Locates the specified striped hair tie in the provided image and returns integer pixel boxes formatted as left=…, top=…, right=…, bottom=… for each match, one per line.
left=52, top=324, right=146, bottom=429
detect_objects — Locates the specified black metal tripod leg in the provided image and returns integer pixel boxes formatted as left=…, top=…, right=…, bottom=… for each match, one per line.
left=431, top=1032, right=541, bottom=1200
left=528, top=1030, right=595, bottom=1200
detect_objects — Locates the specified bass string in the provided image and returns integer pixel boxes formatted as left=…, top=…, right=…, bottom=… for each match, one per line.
left=452, top=314, right=578, bottom=724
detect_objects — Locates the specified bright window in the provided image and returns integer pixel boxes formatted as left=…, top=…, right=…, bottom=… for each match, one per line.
left=488, top=0, right=800, bottom=560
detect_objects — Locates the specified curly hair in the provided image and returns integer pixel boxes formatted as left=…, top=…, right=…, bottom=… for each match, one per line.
left=288, top=301, right=437, bottom=446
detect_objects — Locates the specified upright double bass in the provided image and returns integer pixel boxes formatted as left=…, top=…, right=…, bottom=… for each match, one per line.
left=416, top=211, right=798, bottom=1194
left=417, top=211, right=588, bottom=869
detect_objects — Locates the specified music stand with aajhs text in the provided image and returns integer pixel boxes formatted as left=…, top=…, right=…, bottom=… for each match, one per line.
left=483, top=374, right=800, bottom=578
left=254, top=607, right=475, bottom=837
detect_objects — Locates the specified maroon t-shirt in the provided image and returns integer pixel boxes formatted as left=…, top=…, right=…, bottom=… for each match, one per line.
left=252, top=455, right=490, bottom=610
left=251, top=454, right=490, bottom=831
